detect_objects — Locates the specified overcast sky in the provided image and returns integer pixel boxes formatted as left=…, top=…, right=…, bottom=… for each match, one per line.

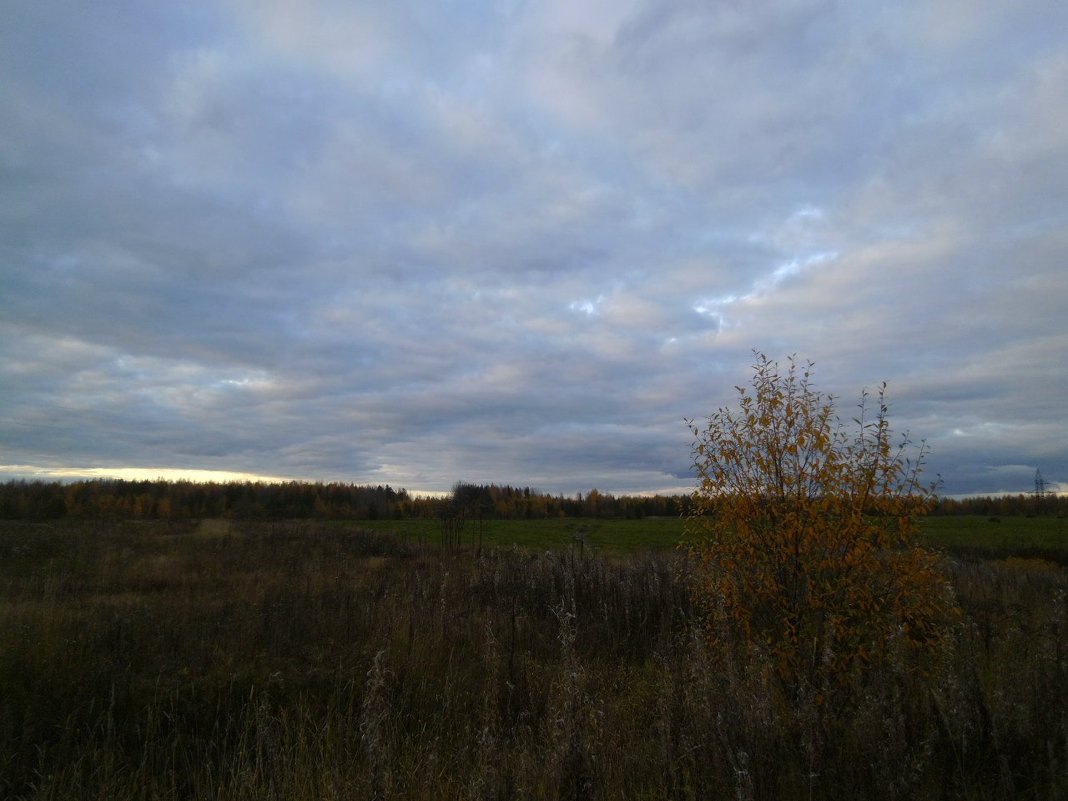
left=2, top=1, right=1066, bottom=497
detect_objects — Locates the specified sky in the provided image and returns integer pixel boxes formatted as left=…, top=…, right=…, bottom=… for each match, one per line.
left=2, top=1, right=1066, bottom=497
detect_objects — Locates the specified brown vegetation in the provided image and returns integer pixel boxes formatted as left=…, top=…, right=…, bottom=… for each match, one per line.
left=0, top=518, right=1065, bottom=799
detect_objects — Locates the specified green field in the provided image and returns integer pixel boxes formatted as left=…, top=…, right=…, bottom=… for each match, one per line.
left=919, top=514, right=1068, bottom=559
left=355, top=514, right=1068, bottom=559
left=355, top=515, right=691, bottom=553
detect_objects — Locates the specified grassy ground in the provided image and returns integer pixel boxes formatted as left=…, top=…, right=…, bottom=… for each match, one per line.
left=1, top=517, right=1065, bottom=799
left=919, top=514, right=1068, bottom=562
left=357, top=514, right=1068, bottom=560
left=356, top=515, right=693, bottom=553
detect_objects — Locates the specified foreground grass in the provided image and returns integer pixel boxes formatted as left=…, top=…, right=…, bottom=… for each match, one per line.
left=1, top=518, right=1066, bottom=800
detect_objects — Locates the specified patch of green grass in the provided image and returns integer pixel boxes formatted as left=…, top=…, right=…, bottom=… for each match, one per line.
left=359, top=514, right=1068, bottom=559
left=919, top=515, right=1068, bottom=562
left=356, top=516, right=692, bottom=553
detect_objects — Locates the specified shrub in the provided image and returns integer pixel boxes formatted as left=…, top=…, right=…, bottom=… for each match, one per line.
left=686, top=353, right=957, bottom=695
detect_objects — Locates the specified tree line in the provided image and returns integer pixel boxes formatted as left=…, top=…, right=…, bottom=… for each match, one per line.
left=935, top=492, right=1066, bottom=517
left=0, top=477, right=1059, bottom=522
left=0, top=479, right=689, bottom=521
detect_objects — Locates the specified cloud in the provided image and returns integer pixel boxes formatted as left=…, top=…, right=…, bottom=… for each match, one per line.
left=2, top=0, right=1067, bottom=496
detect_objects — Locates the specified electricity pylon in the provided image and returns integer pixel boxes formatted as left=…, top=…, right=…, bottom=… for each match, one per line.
left=1034, top=468, right=1047, bottom=514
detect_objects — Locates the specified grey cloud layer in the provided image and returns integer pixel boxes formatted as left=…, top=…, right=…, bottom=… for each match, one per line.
left=2, top=0, right=1066, bottom=495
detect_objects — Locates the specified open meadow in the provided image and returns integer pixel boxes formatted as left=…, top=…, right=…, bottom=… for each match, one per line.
left=357, top=514, right=1068, bottom=560
left=1, top=516, right=1065, bottom=800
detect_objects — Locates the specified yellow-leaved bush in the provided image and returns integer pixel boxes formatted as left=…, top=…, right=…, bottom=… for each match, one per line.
left=686, top=353, right=957, bottom=694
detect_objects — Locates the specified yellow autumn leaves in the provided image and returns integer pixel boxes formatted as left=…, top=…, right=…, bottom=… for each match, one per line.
left=687, top=353, right=957, bottom=694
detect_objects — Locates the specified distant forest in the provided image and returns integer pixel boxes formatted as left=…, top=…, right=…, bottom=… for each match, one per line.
left=0, top=479, right=1062, bottom=521
left=0, top=480, right=682, bottom=521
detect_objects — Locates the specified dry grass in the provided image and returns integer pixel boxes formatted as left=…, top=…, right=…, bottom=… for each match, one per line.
left=0, top=520, right=1065, bottom=800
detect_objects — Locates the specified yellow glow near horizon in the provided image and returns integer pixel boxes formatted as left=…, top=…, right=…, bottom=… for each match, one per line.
left=0, top=464, right=454, bottom=494
left=0, top=465, right=296, bottom=484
